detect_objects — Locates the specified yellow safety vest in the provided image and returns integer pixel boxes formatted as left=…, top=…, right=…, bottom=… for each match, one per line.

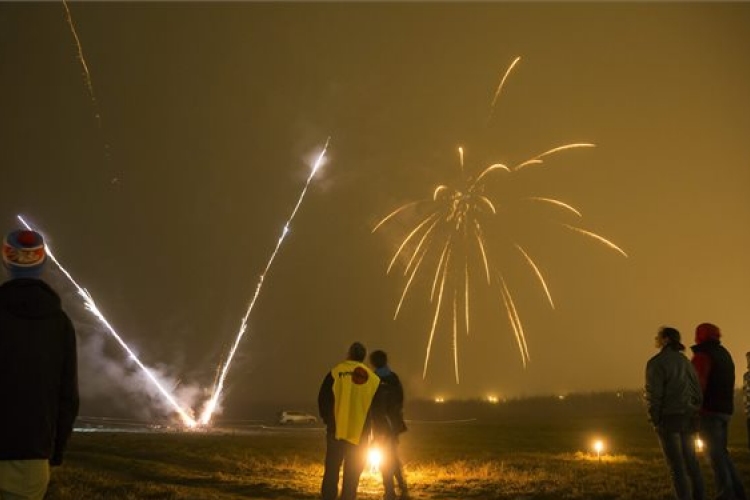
left=331, top=360, right=380, bottom=445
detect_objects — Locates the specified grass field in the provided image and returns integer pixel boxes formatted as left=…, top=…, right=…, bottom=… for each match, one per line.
left=46, top=393, right=750, bottom=499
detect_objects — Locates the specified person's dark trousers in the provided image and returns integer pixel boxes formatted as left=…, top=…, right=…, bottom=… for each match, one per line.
left=656, top=415, right=705, bottom=500
left=377, top=436, right=398, bottom=500
left=746, top=418, right=750, bottom=452
left=700, top=414, right=747, bottom=500
left=321, top=432, right=367, bottom=500
left=394, top=455, right=408, bottom=498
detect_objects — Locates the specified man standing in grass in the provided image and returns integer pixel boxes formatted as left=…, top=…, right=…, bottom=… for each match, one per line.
left=369, top=350, right=408, bottom=500
left=691, top=322, right=747, bottom=500
left=318, top=342, right=380, bottom=500
left=0, top=229, right=79, bottom=500
left=645, top=326, right=704, bottom=500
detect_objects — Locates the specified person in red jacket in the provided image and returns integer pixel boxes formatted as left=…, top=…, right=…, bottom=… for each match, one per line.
left=691, top=323, right=746, bottom=500
left=0, top=230, right=79, bottom=500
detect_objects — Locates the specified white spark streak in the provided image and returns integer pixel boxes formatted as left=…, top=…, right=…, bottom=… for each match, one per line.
left=17, top=215, right=196, bottom=427
left=199, top=137, right=331, bottom=425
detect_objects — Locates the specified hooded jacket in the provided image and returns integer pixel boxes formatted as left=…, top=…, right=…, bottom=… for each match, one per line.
left=370, top=367, right=407, bottom=438
left=691, top=323, right=735, bottom=416
left=0, top=278, right=79, bottom=462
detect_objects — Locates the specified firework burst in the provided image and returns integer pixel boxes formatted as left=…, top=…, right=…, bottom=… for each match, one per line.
left=373, top=58, right=626, bottom=383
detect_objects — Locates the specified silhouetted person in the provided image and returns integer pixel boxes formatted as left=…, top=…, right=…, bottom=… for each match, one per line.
left=691, top=323, right=746, bottom=500
left=645, top=326, right=704, bottom=500
left=0, top=230, right=79, bottom=500
left=369, top=350, right=408, bottom=500
left=744, top=352, right=750, bottom=451
left=318, top=342, right=380, bottom=500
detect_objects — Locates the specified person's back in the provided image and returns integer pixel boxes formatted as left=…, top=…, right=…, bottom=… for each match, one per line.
left=645, top=344, right=701, bottom=423
left=745, top=352, right=750, bottom=451
left=692, top=338, right=735, bottom=415
left=0, top=278, right=79, bottom=460
left=369, top=350, right=408, bottom=500
left=690, top=323, right=746, bottom=500
left=318, top=342, right=380, bottom=500
left=371, top=371, right=407, bottom=438
left=0, top=229, right=79, bottom=500
left=328, top=359, right=380, bottom=445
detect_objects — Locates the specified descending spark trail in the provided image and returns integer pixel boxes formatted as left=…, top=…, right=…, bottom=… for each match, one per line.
left=17, top=215, right=197, bottom=428
left=62, top=0, right=114, bottom=172
left=62, top=1, right=102, bottom=128
left=199, top=138, right=331, bottom=425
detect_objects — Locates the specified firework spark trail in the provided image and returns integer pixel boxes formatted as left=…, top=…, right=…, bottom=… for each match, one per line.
left=513, top=244, right=554, bottom=309
left=561, top=224, right=629, bottom=257
left=62, top=0, right=101, bottom=128
left=375, top=58, right=627, bottom=382
left=498, top=273, right=530, bottom=368
left=62, top=0, right=115, bottom=171
left=199, top=137, right=331, bottom=426
left=17, top=215, right=196, bottom=427
left=487, top=56, right=521, bottom=125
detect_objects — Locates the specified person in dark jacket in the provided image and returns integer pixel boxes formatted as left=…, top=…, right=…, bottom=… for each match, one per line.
left=0, top=229, right=79, bottom=500
left=645, top=326, right=704, bottom=500
left=743, top=352, right=750, bottom=451
left=369, top=350, right=408, bottom=500
left=691, top=323, right=746, bottom=500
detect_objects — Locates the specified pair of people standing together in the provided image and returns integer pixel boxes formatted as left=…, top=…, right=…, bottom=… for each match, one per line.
left=318, top=342, right=408, bottom=500
left=646, top=323, right=746, bottom=500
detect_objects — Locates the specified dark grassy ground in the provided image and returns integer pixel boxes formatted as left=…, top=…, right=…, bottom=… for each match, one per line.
left=46, top=393, right=750, bottom=499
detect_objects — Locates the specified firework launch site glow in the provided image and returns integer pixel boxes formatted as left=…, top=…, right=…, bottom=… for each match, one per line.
left=18, top=215, right=197, bottom=428
left=16, top=138, right=330, bottom=428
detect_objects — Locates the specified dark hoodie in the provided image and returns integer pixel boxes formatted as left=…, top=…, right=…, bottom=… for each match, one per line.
left=0, top=278, right=79, bottom=463
left=691, top=323, right=735, bottom=415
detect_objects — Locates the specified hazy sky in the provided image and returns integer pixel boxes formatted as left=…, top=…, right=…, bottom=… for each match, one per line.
left=1, top=2, right=749, bottom=420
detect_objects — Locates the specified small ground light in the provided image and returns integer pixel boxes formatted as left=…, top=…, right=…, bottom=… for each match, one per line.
left=487, top=395, right=499, bottom=404
left=695, top=438, right=704, bottom=453
left=434, top=397, right=445, bottom=403
left=593, top=439, right=605, bottom=463
left=367, top=446, right=383, bottom=474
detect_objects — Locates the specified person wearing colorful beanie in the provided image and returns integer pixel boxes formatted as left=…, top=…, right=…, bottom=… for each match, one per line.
left=691, top=323, right=747, bottom=500
left=0, top=229, right=79, bottom=500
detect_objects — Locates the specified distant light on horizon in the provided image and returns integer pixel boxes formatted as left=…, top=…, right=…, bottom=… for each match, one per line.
left=593, top=440, right=604, bottom=454
left=592, top=439, right=605, bottom=462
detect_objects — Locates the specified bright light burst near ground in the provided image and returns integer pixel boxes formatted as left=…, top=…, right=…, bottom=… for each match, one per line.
left=373, top=57, right=627, bottom=384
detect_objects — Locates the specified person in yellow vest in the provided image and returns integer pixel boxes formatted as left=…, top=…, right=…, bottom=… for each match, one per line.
left=318, top=342, right=380, bottom=500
